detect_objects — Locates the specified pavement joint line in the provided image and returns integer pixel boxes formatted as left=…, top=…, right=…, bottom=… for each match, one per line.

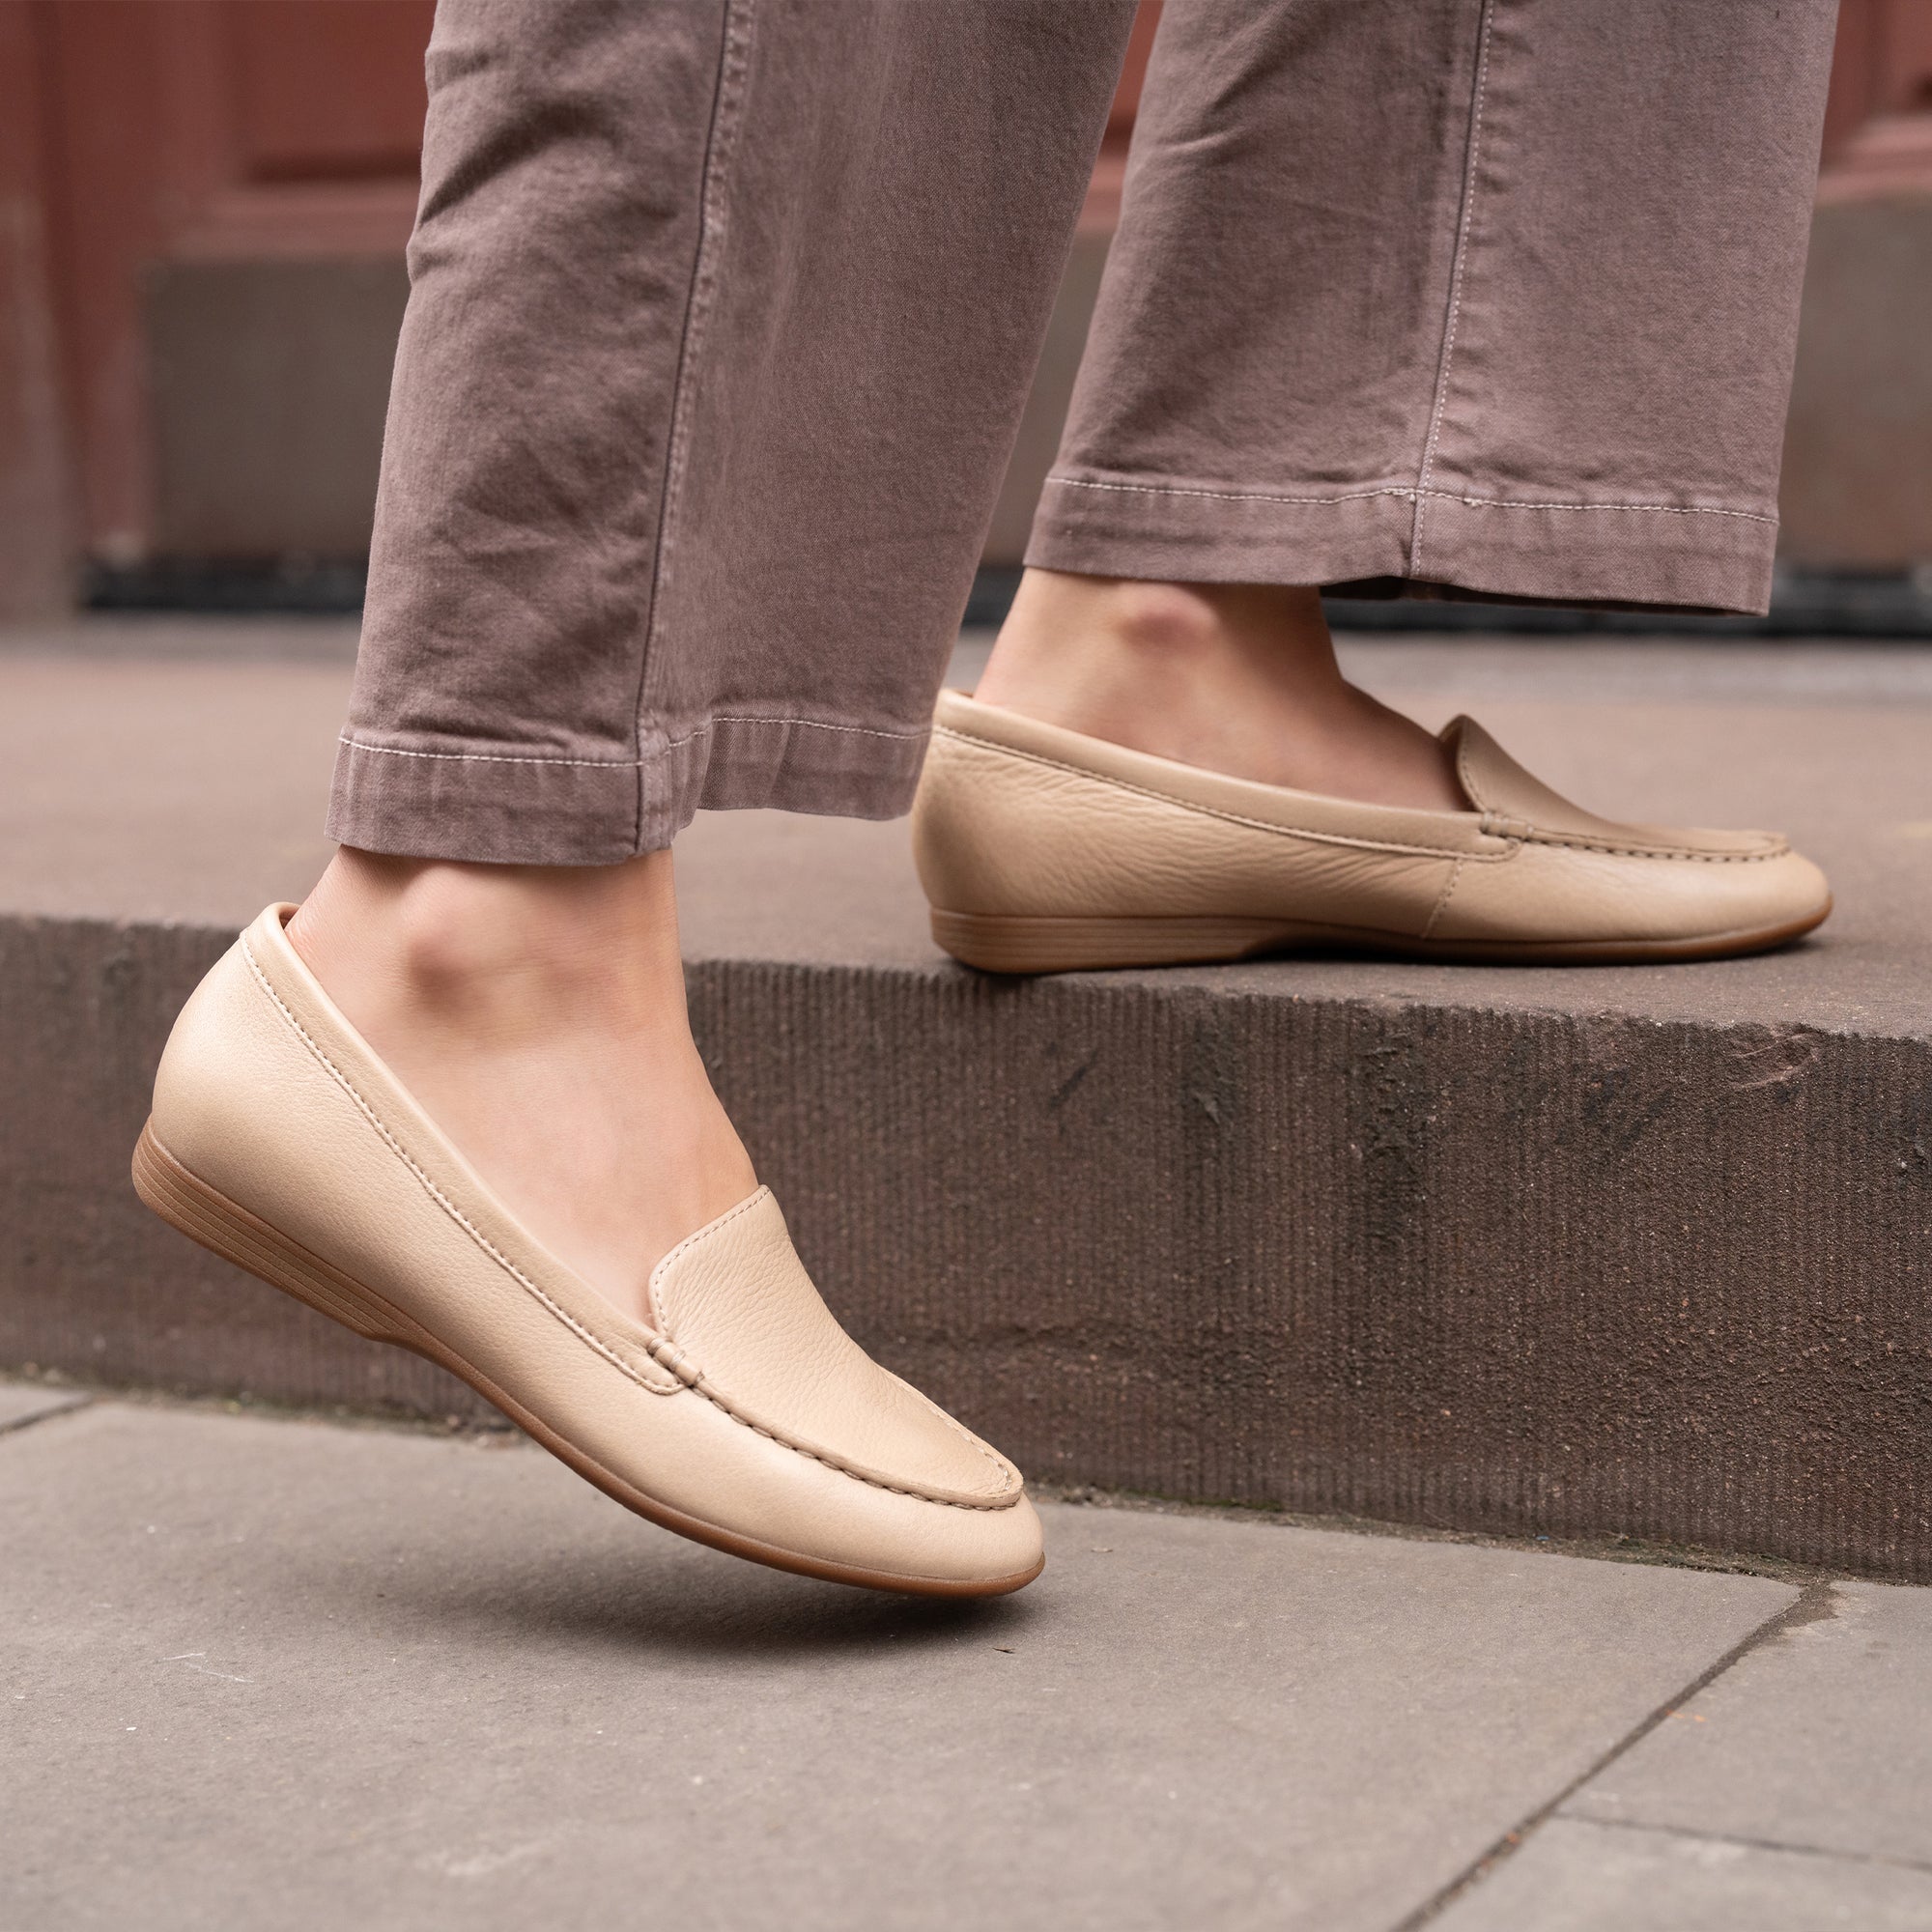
left=1553, top=1811, right=1932, bottom=1882
left=0, top=1393, right=93, bottom=1441
left=1391, top=1576, right=1842, bottom=1929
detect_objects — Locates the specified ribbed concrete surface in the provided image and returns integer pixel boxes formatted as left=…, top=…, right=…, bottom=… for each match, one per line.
left=3, top=625, right=1930, bottom=1574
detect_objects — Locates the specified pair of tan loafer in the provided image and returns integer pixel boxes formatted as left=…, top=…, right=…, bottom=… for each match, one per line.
left=136, top=699, right=1829, bottom=1595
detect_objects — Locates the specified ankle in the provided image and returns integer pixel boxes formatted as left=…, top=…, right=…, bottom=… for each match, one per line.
left=974, top=568, right=1463, bottom=810
left=1034, top=578, right=1226, bottom=660
left=979, top=571, right=1337, bottom=723
left=289, top=848, right=685, bottom=1037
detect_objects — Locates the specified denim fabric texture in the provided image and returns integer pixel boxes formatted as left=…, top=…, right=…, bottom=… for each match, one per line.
left=330, top=0, right=1837, bottom=866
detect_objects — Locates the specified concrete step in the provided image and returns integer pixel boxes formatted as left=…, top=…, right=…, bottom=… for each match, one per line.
left=4, top=620, right=1931, bottom=1577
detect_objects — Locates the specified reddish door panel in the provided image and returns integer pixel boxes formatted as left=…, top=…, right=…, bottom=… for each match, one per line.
left=32, top=0, right=434, bottom=566
left=226, top=0, right=436, bottom=183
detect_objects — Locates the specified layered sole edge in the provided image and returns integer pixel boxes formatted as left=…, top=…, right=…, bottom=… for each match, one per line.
left=928, top=901, right=1833, bottom=974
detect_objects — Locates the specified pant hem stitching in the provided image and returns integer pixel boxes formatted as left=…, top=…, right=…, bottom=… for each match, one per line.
left=1044, top=475, right=1776, bottom=526
left=338, top=713, right=929, bottom=771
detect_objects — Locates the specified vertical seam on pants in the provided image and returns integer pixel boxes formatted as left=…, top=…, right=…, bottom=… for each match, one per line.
left=627, top=0, right=759, bottom=854
left=1409, top=0, right=1496, bottom=578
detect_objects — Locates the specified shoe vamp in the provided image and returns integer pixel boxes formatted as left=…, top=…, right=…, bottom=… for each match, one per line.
left=650, top=1191, right=1016, bottom=1507
left=1008, top=767, right=1466, bottom=929
left=1452, top=717, right=1779, bottom=856
left=1432, top=840, right=1814, bottom=943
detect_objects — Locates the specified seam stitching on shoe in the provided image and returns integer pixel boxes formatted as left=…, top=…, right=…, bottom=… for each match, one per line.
left=1455, top=718, right=1491, bottom=813
left=1458, top=735, right=1782, bottom=864
left=241, top=939, right=682, bottom=1398
left=882, top=1369, right=1021, bottom=1491
left=1420, top=857, right=1465, bottom=941
left=649, top=1196, right=1018, bottom=1501
left=690, top=1367, right=1017, bottom=1507
left=1511, top=828, right=1786, bottom=863
left=645, top=1186, right=771, bottom=1332
left=944, top=725, right=1784, bottom=868
left=243, top=941, right=1016, bottom=1512
left=1045, top=475, right=1777, bottom=526
left=935, top=725, right=1514, bottom=863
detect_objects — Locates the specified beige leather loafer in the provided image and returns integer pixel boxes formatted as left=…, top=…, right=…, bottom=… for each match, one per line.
left=913, top=690, right=1831, bottom=972
left=133, top=905, right=1041, bottom=1596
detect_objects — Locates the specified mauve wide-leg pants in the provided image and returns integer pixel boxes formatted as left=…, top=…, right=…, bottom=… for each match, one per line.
left=330, top=0, right=1840, bottom=867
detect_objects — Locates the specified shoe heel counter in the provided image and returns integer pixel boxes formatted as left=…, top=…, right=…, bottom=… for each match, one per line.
left=912, top=726, right=1075, bottom=917
left=909, top=728, right=978, bottom=910
left=148, top=930, right=306, bottom=1190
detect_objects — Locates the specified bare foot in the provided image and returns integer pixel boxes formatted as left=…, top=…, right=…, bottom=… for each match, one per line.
left=975, top=571, right=1465, bottom=813
left=286, top=848, right=756, bottom=1327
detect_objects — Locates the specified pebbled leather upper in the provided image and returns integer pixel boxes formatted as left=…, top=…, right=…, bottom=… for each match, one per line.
left=912, top=690, right=1830, bottom=948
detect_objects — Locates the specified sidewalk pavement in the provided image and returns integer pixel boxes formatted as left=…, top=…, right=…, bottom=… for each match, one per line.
left=6, top=1386, right=1931, bottom=1932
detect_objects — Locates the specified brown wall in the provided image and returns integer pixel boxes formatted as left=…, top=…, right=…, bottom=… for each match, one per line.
left=0, top=2, right=73, bottom=615
left=0, top=0, right=430, bottom=608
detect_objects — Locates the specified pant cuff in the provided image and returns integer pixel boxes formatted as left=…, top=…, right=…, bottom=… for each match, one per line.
left=326, top=714, right=930, bottom=865
left=1027, top=472, right=1779, bottom=615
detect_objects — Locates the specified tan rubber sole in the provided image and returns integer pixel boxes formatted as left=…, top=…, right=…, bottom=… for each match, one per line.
left=131, top=1122, right=1041, bottom=1600
left=929, top=899, right=1833, bottom=974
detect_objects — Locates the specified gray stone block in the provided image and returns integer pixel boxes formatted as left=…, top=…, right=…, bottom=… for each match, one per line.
left=1567, top=1581, right=1932, bottom=1865
left=0, top=1403, right=1793, bottom=1932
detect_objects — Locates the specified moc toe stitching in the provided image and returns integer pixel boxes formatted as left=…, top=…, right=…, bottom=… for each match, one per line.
left=649, top=1194, right=1021, bottom=1511
left=1507, top=823, right=1791, bottom=863
left=658, top=1380, right=1022, bottom=1512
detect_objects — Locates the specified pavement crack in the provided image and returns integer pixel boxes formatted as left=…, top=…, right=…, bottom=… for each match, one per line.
left=1391, top=1577, right=1840, bottom=1930
left=1046, top=1057, right=1093, bottom=1113
left=1564, top=1812, right=1932, bottom=1880
left=0, top=1394, right=92, bottom=1440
